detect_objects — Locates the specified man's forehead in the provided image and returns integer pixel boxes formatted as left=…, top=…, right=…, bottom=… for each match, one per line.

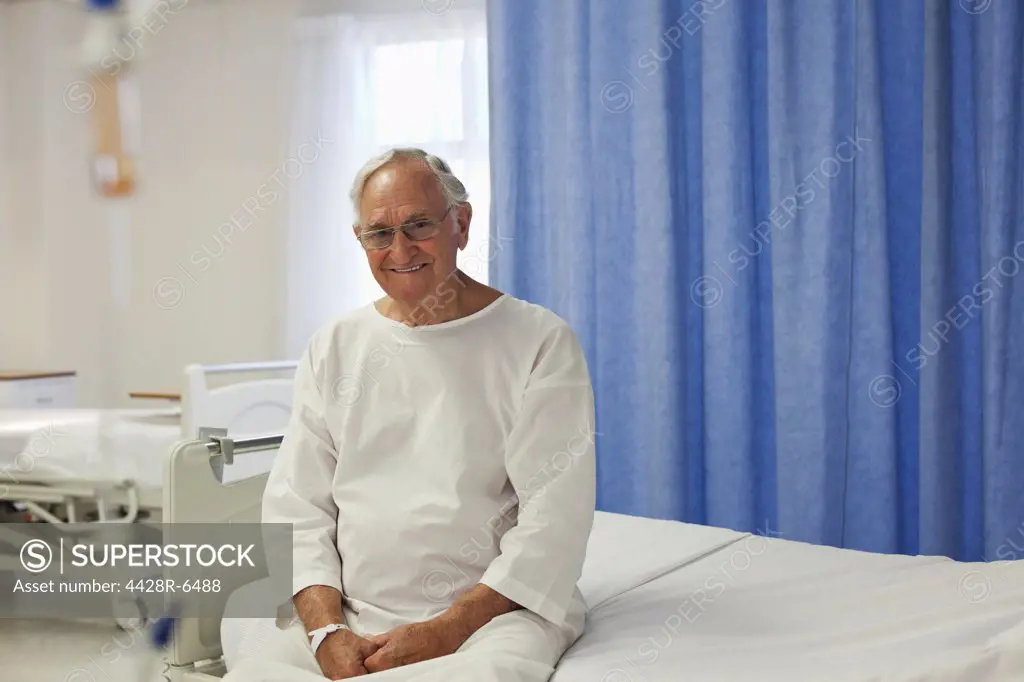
left=359, top=163, right=445, bottom=222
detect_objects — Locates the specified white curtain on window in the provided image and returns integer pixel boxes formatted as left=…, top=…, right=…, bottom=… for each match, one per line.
left=284, top=7, right=489, bottom=358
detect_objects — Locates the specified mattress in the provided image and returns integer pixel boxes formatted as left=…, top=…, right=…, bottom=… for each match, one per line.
left=552, top=524, right=1024, bottom=682
left=0, top=408, right=181, bottom=488
left=218, top=512, right=752, bottom=670
left=221, top=512, right=1024, bottom=682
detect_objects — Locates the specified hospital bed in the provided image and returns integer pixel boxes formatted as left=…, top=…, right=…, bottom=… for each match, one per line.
left=159, top=433, right=1024, bottom=682
left=0, top=360, right=297, bottom=526
left=0, top=362, right=297, bottom=628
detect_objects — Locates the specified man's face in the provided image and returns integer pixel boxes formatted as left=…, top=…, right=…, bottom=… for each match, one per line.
left=355, top=160, right=470, bottom=308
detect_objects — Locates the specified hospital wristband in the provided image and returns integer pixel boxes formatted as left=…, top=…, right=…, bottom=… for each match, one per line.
left=308, top=623, right=350, bottom=654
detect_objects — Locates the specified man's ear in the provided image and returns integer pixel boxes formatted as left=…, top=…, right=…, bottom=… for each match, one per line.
left=455, top=203, right=473, bottom=250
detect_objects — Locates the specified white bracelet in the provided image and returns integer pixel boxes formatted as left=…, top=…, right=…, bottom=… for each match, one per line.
left=307, top=623, right=349, bottom=655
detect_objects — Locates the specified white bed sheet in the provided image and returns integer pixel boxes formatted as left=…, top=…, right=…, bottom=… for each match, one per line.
left=0, top=410, right=104, bottom=458
left=0, top=408, right=180, bottom=488
left=552, top=526, right=1024, bottom=682
left=222, top=512, right=1024, bottom=681
left=218, top=511, right=752, bottom=671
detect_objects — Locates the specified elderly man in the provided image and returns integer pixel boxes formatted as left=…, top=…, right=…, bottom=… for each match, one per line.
left=228, top=148, right=597, bottom=681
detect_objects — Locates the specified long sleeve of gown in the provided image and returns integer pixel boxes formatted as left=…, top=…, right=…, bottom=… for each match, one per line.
left=480, top=323, right=597, bottom=627
left=262, top=342, right=343, bottom=597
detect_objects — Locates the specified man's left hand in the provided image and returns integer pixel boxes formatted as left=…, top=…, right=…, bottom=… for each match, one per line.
left=362, top=620, right=462, bottom=674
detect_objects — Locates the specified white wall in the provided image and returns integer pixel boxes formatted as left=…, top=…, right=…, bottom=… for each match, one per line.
left=0, top=6, right=10, bottom=365
left=1, top=1, right=52, bottom=373
left=0, top=0, right=298, bottom=406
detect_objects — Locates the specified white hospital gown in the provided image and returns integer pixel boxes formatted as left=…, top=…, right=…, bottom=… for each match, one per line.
left=229, top=294, right=596, bottom=681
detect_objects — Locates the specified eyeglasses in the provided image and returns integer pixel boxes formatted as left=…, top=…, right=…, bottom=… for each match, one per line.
left=356, top=206, right=454, bottom=251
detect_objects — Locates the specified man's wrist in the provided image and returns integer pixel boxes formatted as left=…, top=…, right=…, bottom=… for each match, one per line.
left=325, top=627, right=357, bottom=649
left=308, top=622, right=352, bottom=654
left=429, top=585, right=522, bottom=655
left=431, top=607, right=474, bottom=652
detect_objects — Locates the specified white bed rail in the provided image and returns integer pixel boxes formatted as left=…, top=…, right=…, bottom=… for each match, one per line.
left=204, top=432, right=286, bottom=464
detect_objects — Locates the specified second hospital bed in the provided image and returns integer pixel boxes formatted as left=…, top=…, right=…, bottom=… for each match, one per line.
left=0, top=360, right=297, bottom=524
left=156, top=434, right=1024, bottom=682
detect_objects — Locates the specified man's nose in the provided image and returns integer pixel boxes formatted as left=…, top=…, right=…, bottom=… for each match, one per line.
left=388, top=230, right=416, bottom=261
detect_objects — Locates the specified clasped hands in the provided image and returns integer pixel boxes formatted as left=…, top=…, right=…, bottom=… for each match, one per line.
left=315, top=619, right=462, bottom=680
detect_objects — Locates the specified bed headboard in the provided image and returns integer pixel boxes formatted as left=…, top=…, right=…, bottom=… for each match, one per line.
left=181, top=361, right=297, bottom=482
left=163, top=434, right=280, bottom=671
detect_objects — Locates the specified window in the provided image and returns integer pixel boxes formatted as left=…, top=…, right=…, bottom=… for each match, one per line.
left=372, top=40, right=466, bottom=144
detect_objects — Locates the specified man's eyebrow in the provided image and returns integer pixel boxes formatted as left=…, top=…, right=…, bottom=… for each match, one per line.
left=400, top=211, right=432, bottom=223
left=364, top=212, right=432, bottom=231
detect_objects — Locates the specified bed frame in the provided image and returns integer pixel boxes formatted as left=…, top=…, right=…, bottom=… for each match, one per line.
left=163, top=433, right=282, bottom=682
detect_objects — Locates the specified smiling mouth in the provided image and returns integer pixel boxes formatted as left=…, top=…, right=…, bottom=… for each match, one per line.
left=390, top=264, right=428, bottom=273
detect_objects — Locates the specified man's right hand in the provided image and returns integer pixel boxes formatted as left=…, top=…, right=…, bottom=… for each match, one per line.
left=314, top=630, right=380, bottom=680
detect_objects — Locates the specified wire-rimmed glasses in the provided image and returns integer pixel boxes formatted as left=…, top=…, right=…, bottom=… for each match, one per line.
left=356, top=206, right=454, bottom=251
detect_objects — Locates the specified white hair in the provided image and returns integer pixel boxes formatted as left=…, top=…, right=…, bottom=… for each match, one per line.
left=349, top=148, right=469, bottom=220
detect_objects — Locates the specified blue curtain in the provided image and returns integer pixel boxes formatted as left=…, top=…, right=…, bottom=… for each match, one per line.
left=487, top=0, right=1024, bottom=561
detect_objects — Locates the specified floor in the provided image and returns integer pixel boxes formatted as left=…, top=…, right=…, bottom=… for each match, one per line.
left=3, top=618, right=166, bottom=682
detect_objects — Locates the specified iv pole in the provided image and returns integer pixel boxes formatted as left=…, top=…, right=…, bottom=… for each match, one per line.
left=80, top=0, right=140, bottom=407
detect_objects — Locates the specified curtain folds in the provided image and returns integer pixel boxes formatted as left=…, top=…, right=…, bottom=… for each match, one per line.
left=487, top=0, right=1024, bottom=561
